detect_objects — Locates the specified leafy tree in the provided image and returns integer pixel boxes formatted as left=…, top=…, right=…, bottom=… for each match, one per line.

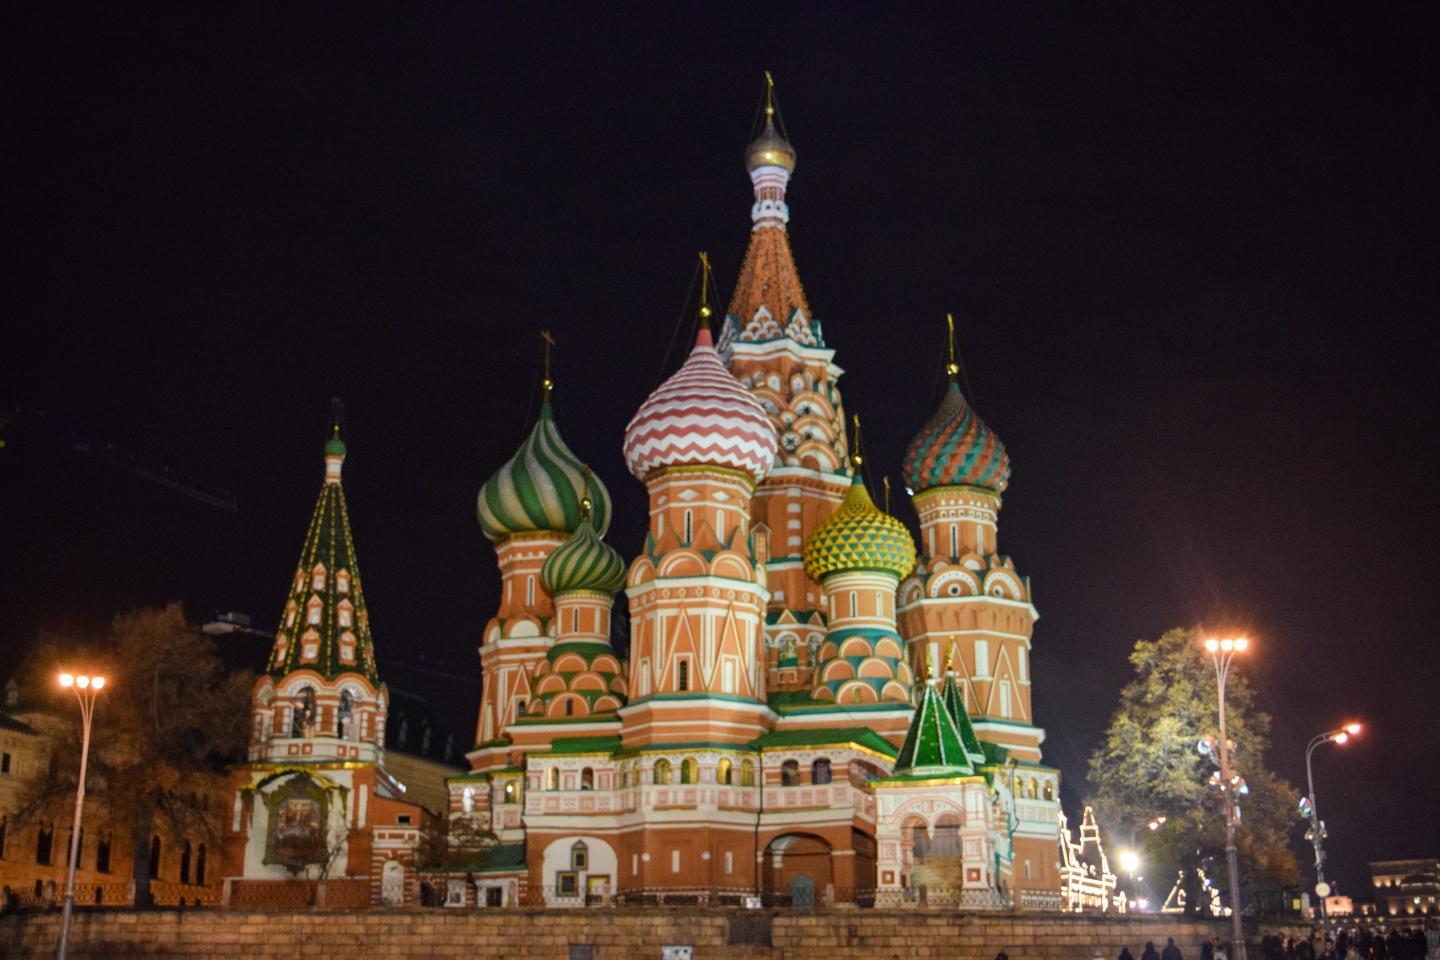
left=19, top=604, right=253, bottom=907
left=1088, top=626, right=1301, bottom=912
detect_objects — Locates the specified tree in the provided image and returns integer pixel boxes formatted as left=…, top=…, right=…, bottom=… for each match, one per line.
left=1088, top=626, right=1301, bottom=912
left=19, top=604, right=253, bottom=907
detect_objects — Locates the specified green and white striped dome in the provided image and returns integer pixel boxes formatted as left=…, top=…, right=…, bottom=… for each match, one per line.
left=541, top=515, right=627, bottom=596
left=477, top=401, right=611, bottom=542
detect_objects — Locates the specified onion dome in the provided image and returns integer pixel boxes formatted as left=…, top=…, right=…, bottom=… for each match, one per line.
left=541, top=515, right=626, bottom=597
left=745, top=116, right=796, bottom=174
left=623, top=327, right=779, bottom=483
left=803, top=476, right=917, bottom=582
left=477, top=401, right=611, bottom=542
left=902, top=382, right=1011, bottom=495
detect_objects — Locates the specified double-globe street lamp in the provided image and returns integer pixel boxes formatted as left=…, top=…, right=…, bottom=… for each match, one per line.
left=1204, top=636, right=1250, bottom=960
left=1304, top=722, right=1362, bottom=935
left=56, top=671, right=107, bottom=960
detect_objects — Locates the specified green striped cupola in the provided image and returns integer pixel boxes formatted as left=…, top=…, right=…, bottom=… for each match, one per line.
left=266, top=418, right=380, bottom=683
left=477, top=400, right=612, bottom=542
left=891, top=677, right=976, bottom=778
left=541, top=512, right=626, bottom=597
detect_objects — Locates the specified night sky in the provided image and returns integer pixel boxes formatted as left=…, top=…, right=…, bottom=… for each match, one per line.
left=4, top=4, right=1437, bottom=897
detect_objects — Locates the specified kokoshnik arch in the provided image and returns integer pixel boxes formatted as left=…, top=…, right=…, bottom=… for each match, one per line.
left=226, top=81, right=1065, bottom=910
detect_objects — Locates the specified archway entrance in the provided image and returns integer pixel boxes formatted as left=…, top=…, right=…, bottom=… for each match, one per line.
left=762, top=833, right=832, bottom=908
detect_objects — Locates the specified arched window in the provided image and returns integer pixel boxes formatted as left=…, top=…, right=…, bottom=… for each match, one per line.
left=306, top=597, right=323, bottom=626
left=336, top=570, right=350, bottom=594
left=739, top=760, right=755, bottom=787
left=653, top=759, right=672, bottom=785
left=812, top=758, right=832, bottom=785
left=338, top=690, right=355, bottom=739
left=677, top=660, right=689, bottom=691
left=717, top=758, right=733, bottom=785
left=619, top=768, right=628, bottom=789
left=35, top=823, right=53, bottom=865
left=1043, top=782, right=1055, bottom=801
left=148, top=836, right=162, bottom=880
left=292, top=687, right=316, bottom=737
left=96, top=834, right=111, bottom=873
left=546, top=768, right=559, bottom=791
left=179, top=840, right=192, bottom=884
left=580, top=767, right=594, bottom=790
left=571, top=841, right=589, bottom=870
left=311, top=564, right=326, bottom=591
left=1025, top=778, right=1038, bottom=799
left=680, top=758, right=697, bottom=784
left=781, top=760, right=800, bottom=786
left=195, top=844, right=207, bottom=885
left=337, top=602, right=353, bottom=628
left=503, top=781, right=516, bottom=804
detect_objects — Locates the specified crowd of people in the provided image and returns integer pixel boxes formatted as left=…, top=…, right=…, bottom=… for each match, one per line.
left=1265, top=923, right=1440, bottom=960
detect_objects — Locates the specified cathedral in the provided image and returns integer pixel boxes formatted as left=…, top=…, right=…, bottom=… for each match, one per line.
left=225, top=83, right=1064, bottom=911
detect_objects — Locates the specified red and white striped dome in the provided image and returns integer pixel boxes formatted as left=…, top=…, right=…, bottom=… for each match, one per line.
left=624, top=328, right=778, bottom=483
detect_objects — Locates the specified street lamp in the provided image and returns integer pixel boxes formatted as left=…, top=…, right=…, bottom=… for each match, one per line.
left=1204, top=636, right=1250, bottom=960
left=56, top=671, right=107, bottom=960
left=1304, top=722, right=1362, bottom=936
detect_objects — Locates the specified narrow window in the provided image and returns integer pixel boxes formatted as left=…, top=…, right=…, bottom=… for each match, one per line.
left=1043, top=782, right=1055, bottom=801
left=677, top=660, right=689, bottom=691
left=148, top=836, right=161, bottom=879
left=571, top=842, right=589, bottom=870
left=654, top=759, right=671, bottom=785
left=740, top=760, right=755, bottom=787
left=179, top=841, right=192, bottom=884
left=1000, top=681, right=1012, bottom=717
left=564, top=699, right=574, bottom=716
left=514, top=698, right=526, bottom=719
left=1, top=752, right=10, bottom=773
left=684, top=509, right=693, bottom=543
left=526, top=576, right=535, bottom=606
left=681, top=758, right=697, bottom=784
left=717, top=758, right=733, bottom=785
left=974, top=640, right=990, bottom=678
left=722, top=660, right=735, bottom=693
left=96, top=835, right=111, bottom=874
left=781, top=760, right=800, bottom=786
left=725, top=850, right=734, bottom=874
left=546, top=767, right=559, bottom=791
left=503, top=781, right=516, bottom=804
left=849, top=591, right=857, bottom=617
left=196, top=844, right=207, bottom=885
left=572, top=608, right=579, bottom=633
left=950, top=525, right=958, bottom=559
left=811, top=758, right=832, bottom=785
left=581, top=768, right=594, bottom=790
left=336, top=570, right=350, bottom=594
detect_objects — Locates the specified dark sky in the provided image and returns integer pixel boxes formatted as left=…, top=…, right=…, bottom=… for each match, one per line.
left=4, top=4, right=1437, bottom=897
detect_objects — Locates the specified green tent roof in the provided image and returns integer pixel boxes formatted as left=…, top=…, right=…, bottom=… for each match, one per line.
left=891, top=681, right=974, bottom=777
left=939, top=671, right=987, bottom=766
left=547, top=735, right=623, bottom=755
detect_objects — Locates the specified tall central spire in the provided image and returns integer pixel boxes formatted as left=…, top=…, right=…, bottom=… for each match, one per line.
left=722, top=72, right=818, bottom=349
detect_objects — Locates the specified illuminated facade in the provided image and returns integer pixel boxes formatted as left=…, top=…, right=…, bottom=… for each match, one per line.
left=449, top=84, right=1064, bottom=909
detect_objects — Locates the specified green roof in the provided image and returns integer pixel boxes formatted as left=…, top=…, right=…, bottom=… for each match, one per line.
left=939, top=672, right=987, bottom=765
left=891, top=681, right=974, bottom=776
left=265, top=429, right=380, bottom=684
left=750, top=727, right=897, bottom=758
left=547, top=735, right=622, bottom=755
left=475, top=842, right=527, bottom=874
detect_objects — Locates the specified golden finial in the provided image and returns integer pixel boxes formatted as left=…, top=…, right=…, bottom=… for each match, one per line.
left=850, top=414, right=864, bottom=469
left=580, top=465, right=593, bottom=519
left=883, top=476, right=891, bottom=514
left=945, top=313, right=960, bottom=380
left=329, top=397, right=343, bottom=436
left=764, top=71, right=776, bottom=120
left=541, top=330, right=557, bottom=402
left=697, top=252, right=713, bottom=329
left=917, top=647, right=929, bottom=685
left=945, top=639, right=957, bottom=676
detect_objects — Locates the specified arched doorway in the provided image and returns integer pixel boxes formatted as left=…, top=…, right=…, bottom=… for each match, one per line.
left=762, top=833, right=832, bottom=907
left=380, top=860, right=405, bottom=906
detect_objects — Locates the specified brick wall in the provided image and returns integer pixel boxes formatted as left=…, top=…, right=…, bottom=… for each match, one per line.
left=0, top=908, right=1306, bottom=960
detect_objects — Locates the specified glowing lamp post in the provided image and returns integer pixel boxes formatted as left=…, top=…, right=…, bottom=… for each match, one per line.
left=1303, top=722, right=1362, bottom=935
left=56, top=671, right=106, bottom=960
left=1204, top=636, right=1249, bottom=960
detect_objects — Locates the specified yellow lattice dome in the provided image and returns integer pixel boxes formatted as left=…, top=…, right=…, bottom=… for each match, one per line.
left=803, top=477, right=916, bottom=581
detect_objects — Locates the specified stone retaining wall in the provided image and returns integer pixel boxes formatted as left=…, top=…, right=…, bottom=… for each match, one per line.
left=0, top=909, right=1306, bottom=960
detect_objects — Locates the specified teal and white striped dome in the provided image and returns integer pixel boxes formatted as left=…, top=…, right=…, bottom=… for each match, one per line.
left=541, top=515, right=627, bottom=596
left=477, top=402, right=611, bottom=542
